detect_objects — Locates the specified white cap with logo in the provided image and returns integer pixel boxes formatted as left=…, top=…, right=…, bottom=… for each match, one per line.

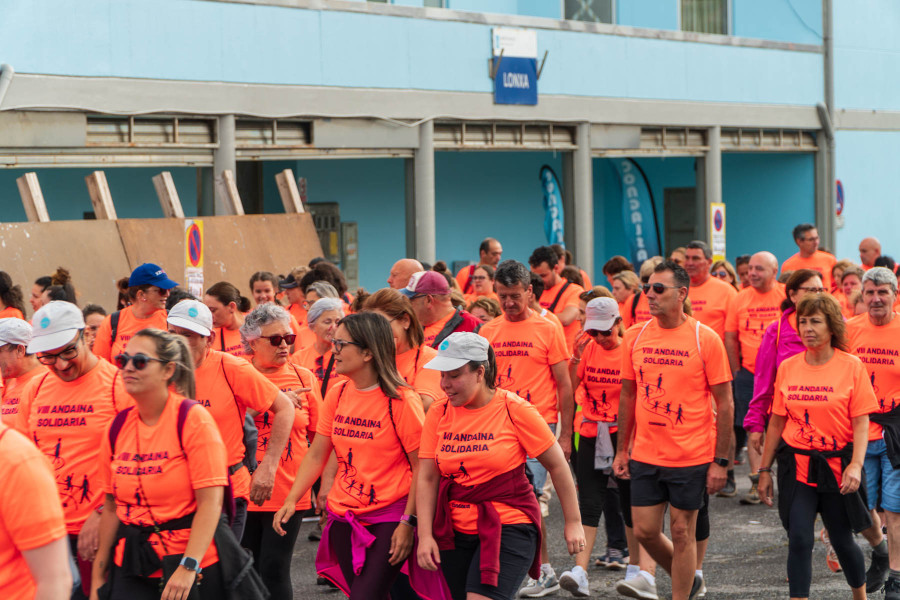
left=167, top=300, right=213, bottom=337
left=28, top=302, right=85, bottom=354
left=0, top=318, right=33, bottom=347
left=583, top=297, right=620, bottom=332
left=424, top=332, right=489, bottom=371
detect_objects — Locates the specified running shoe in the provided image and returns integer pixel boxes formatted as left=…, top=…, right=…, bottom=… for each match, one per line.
left=715, top=477, right=737, bottom=498
left=819, top=528, right=841, bottom=573
left=559, top=566, right=590, bottom=597
left=615, top=573, right=658, bottom=600
left=520, top=571, right=560, bottom=597
left=688, top=574, right=704, bottom=600
left=606, top=547, right=627, bottom=570
left=865, top=548, right=889, bottom=592
left=594, top=553, right=609, bottom=568
left=885, top=575, right=900, bottom=600
left=740, top=473, right=761, bottom=505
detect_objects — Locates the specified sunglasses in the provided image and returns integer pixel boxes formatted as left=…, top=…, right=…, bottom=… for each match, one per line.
left=587, top=329, right=614, bottom=337
left=712, top=271, right=729, bottom=278
left=332, top=338, right=364, bottom=353
left=642, top=283, right=680, bottom=295
left=261, top=334, right=296, bottom=347
left=797, top=286, right=826, bottom=294
left=37, top=332, right=83, bottom=365
left=114, top=352, right=168, bottom=370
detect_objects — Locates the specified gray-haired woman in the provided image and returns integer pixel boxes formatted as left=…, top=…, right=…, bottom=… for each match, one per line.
left=291, top=298, right=345, bottom=396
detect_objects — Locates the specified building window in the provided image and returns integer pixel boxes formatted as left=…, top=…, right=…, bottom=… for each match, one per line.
left=564, top=0, right=613, bottom=24
left=681, top=0, right=728, bottom=35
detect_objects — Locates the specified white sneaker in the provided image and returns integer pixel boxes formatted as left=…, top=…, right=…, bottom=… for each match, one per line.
left=520, top=571, right=561, bottom=597
left=559, top=565, right=590, bottom=597
left=615, top=572, right=658, bottom=600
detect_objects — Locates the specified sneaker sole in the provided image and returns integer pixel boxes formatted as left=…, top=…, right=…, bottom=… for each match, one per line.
left=615, top=580, right=659, bottom=600
left=520, top=584, right=561, bottom=598
left=559, top=574, right=590, bottom=597
left=606, top=561, right=627, bottom=571
left=739, top=496, right=761, bottom=505
left=715, top=489, right=737, bottom=498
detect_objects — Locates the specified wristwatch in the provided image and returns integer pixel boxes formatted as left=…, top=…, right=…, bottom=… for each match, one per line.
left=400, top=514, right=418, bottom=527
left=712, top=457, right=729, bottom=468
left=179, top=556, right=202, bottom=574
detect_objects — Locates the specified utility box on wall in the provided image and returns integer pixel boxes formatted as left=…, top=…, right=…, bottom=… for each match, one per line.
left=306, top=202, right=341, bottom=264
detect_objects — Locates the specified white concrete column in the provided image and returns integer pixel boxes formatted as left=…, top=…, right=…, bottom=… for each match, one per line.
left=573, top=122, right=594, bottom=279
left=214, top=114, right=237, bottom=215
left=414, top=120, right=436, bottom=265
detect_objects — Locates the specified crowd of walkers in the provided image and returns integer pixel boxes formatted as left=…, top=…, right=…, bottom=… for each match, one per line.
left=3, top=227, right=900, bottom=600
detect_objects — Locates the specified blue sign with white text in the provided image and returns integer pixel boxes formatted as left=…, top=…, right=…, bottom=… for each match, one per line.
left=494, top=56, right=538, bottom=105
left=540, top=166, right=564, bottom=246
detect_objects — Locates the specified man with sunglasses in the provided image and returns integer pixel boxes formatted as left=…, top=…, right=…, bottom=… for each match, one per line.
left=166, top=299, right=294, bottom=540
left=0, top=318, right=47, bottom=427
left=15, top=301, right=131, bottom=600
left=724, top=251, right=785, bottom=502
left=613, top=261, right=733, bottom=600
left=782, top=223, right=837, bottom=291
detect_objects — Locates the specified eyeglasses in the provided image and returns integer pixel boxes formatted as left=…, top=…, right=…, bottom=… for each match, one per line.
left=114, top=352, right=167, bottom=370
left=587, top=329, right=614, bottom=337
left=37, top=333, right=83, bottom=365
left=642, top=283, right=680, bottom=295
left=797, top=286, right=826, bottom=294
left=261, top=334, right=296, bottom=347
left=471, top=276, right=488, bottom=281
left=332, top=338, right=364, bottom=353
left=712, top=270, right=729, bottom=278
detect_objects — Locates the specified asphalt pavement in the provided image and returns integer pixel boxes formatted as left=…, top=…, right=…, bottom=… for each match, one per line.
left=287, top=459, right=877, bottom=599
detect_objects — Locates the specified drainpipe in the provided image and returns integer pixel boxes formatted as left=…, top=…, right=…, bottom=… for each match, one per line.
left=0, top=64, right=14, bottom=109
left=820, top=0, right=836, bottom=250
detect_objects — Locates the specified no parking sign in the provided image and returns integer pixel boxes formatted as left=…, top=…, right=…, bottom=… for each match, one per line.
left=184, top=219, right=204, bottom=298
left=710, top=203, right=726, bottom=262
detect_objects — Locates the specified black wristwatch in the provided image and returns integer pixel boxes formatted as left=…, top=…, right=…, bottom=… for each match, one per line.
left=179, top=556, right=201, bottom=573
left=712, top=457, right=729, bottom=468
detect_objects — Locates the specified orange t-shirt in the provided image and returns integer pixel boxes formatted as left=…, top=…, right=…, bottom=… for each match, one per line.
left=294, top=325, right=317, bottom=351
left=396, top=345, right=443, bottom=407
left=688, top=276, right=738, bottom=340
left=846, top=314, right=900, bottom=441
left=0, top=307, right=24, bottom=320
left=539, top=280, right=586, bottom=350
left=291, top=344, right=346, bottom=395
left=0, top=365, right=48, bottom=427
left=539, top=309, right=566, bottom=342
left=479, top=310, right=569, bottom=424
left=217, top=326, right=250, bottom=359
left=782, top=251, right=836, bottom=291
left=96, top=394, right=227, bottom=573
left=252, top=362, right=322, bottom=512
left=15, top=360, right=131, bottom=533
left=725, top=285, right=787, bottom=373
left=317, top=382, right=424, bottom=516
left=631, top=293, right=652, bottom=326
left=92, top=306, right=169, bottom=362
left=622, top=317, right=732, bottom=467
left=576, top=341, right=622, bottom=437
left=423, top=310, right=456, bottom=348
left=419, top=391, right=555, bottom=534
left=0, top=425, right=67, bottom=600
left=288, top=303, right=308, bottom=328
left=464, top=292, right=499, bottom=305
left=773, top=350, right=877, bottom=484
left=580, top=270, right=593, bottom=290
left=194, top=350, right=278, bottom=499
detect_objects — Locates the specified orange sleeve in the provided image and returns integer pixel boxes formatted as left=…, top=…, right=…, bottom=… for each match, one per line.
left=509, top=397, right=557, bottom=458
left=850, top=359, right=879, bottom=418
left=724, top=294, right=739, bottom=333
left=315, top=382, right=341, bottom=437
left=228, top=357, right=279, bottom=414
left=181, top=406, right=229, bottom=490
left=0, top=432, right=67, bottom=551
left=772, top=366, right=787, bottom=417
left=418, top=399, right=445, bottom=459
left=700, top=326, right=733, bottom=386
left=394, top=388, right=426, bottom=453
left=546, top=321, right=570, bottom=365
left=92, top=313, right=114, bottom=361
left=413, top=367, right=444, bottom=405
left=455, top=267, right=470, bottom=291
left=564, top=285, right=585, bottom=309
left=621, top=328, right=638, bottom=381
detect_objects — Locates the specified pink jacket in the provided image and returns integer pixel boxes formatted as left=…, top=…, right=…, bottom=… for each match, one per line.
left=743, top=308, right=805, bottom=433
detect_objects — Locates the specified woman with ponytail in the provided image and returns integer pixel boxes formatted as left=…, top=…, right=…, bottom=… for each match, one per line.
left=0, top=272, right=26, bottom=319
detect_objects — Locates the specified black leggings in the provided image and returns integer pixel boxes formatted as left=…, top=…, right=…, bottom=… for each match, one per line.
left=329, top=519, right=404, bottom=600
left=576, top=434, right=627, bottom=550
left=242, top=510, right=303, bottom=600
left=786, top=482, right=865, bottom=597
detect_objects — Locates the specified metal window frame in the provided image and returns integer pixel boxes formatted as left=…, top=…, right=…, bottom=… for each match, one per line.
left=561, top=0, right=615, bottom=24
left=679, top=0, right=731, bottom=36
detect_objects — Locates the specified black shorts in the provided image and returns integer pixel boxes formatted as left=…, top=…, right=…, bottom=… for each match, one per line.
left=629, top=460, right=708, bottom=511
left=440, top=524, right=538, bottom=600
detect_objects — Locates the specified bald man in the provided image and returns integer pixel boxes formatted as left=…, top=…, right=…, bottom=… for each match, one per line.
left=860, top=237, right=882, bottom=270
left=387, top=258, right=424, bottom=289
left=723, top=251, right=786, bottom=500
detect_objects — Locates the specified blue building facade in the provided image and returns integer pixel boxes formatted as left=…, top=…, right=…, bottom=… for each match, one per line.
left=0, top=0, right=895, bottom=290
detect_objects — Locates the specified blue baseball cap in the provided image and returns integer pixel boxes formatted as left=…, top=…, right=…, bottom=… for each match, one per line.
left=128, top=263, right=179, bottom=289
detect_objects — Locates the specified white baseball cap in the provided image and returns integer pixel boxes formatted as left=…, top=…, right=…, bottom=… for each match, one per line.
left=167, top=300, right=213, bottom=337
left=0, top=318, right=33, bottom=347
left=424, top=332, right=490, bottom=371
left=28, top=302, right=85, bottom=354
left=583, top=297, right=620, bottom=332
